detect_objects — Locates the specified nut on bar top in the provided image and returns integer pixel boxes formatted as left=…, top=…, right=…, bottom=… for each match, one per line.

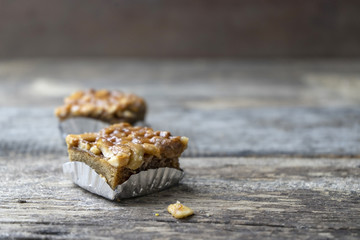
left=55, top=89, right=146, bottom=124
left=66, top=123, right=189, bottom=190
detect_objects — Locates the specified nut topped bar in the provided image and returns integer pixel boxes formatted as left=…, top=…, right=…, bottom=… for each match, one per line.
left=66, top=123, right=188, bottom=189
left=55, top=89, right=146, bottom=124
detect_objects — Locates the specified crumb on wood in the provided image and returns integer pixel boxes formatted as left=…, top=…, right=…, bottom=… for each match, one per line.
left=167, top=201, right=194, bottom=219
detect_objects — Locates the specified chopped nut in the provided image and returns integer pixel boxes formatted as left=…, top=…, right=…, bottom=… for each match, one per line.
left=90, top=145, right=101, bottom=155
left=107, top=154, right=130, bottom=168
left=79, top=141, right=90, bottom=151
left=65, top=90, right=84, bottom=102
left=96, top=139, right=114, bottom=158
left=123, top=110, right=134, bottom=118
left=66, top=135, right=79, bottom=146
left=167, top=201, right=194, bottom=219
left=95, top=89, right=110, bottom=98
left=160, top=131, right=170, bottom=138
left=80, top=103, right=95, bottom=114
left=143, top=143, right=161, bottom=158
left=180, top=136, right=189, bottom=146
left=80, top=133, right=97, bottom=142
left=107, top=105, right=118, bottom=114
left=125, top=142, right=144, bottom=169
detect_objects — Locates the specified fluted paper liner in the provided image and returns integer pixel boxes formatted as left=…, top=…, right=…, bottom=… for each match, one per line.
left=63, top=161, right=184, bottom=200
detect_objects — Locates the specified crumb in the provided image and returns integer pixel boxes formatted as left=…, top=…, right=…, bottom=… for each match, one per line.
left=167, top=201, right=194, bottom=219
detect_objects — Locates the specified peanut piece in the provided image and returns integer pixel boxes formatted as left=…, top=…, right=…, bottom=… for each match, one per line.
left=107, top=154, right=130, bottom=167
left=167, top=201, right=194, bottom=219
left=79, top=141, right=90, bottom=151
left=90, top=145, right=101, bottom=155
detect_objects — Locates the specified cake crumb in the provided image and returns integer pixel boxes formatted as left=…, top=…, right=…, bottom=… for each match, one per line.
left=167, top=201, right=194, bottom=219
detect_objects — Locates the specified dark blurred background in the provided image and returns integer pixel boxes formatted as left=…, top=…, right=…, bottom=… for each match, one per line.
left=1, top=0, right=360, bottom=58
left=1, top=0, right=360, bottom=110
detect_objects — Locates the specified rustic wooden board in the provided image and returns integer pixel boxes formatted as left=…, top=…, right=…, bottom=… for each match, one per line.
left=1, top=59, right=360, bottom=108
left=0, top=107, right=359, bottom=157
left=0, top=59, right=359, bottom=239
left=0, top=156, right=359, bottom=239
left=150, top=107, right=360, bottom=157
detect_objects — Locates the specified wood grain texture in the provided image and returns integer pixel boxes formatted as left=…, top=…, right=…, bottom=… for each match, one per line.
left=0, top=60, right=359, bottom=157
left=0, top=59, right=359, bottom=239
left=0, top=107, right=359, bottom=158
left=1, top=59, right=360, bottom=108
left=0, top=156, right=359, bottom=239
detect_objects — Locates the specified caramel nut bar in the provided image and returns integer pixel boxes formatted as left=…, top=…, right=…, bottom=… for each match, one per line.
left=66, top=123, right=189, bottom=190
left=55, top=89, right=146, bottom=124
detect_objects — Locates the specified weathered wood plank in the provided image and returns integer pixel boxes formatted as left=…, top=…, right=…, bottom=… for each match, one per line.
left=0, top=60, right=359, bottom=239
left=1, top=107, right=359, bottom=157
left=1, top=60, right=360, bottom=108
left=0, top=60, right=359, bottom=156
left=150, top=107, right=360, bottom=157
left=0, top=156, right=359, bottom=239
left=1, top=222, right=359, bottom=240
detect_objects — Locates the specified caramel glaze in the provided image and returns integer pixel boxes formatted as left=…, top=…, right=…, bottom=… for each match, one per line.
left=66, top=123, right=189, bottom=170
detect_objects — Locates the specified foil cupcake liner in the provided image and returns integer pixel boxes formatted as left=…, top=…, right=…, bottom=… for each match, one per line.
left=59, top=117, right=148, bottom=139
left=63, top=161, right=184, bottom=200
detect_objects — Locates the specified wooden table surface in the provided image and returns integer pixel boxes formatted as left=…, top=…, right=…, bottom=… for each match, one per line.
left=0, top=59, right=360, bottom=239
